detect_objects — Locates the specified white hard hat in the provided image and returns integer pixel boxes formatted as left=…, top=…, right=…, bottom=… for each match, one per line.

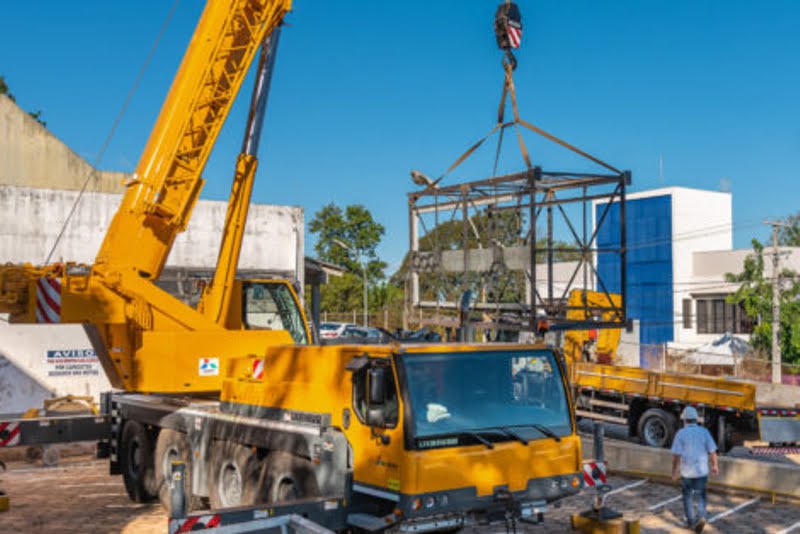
left=680, top=406, right=699, bottom=421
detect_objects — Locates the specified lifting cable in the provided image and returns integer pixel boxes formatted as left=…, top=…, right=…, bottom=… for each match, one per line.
left=434, top=1, right=621, bottom=187
left=44, top=0, right=181, bottom=265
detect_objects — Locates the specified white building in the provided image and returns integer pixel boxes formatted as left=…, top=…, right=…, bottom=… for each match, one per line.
left=595, top=186, right=799, bottom=364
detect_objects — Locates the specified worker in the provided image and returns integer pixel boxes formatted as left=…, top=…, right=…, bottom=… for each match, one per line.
left=670, top=406, right=719, bottom=533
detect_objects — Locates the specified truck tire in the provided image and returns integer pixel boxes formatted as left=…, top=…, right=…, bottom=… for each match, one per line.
left=264, top=451, right=320, bottom=503
left=154, top=429, right=201, bottom=513
left=637, top=408, right=677, bottom=448
left=209, top=441, right=263, bottom=509
left=120, top=420, right=157, bottom=502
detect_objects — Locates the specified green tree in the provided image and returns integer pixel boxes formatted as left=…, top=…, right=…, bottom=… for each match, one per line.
left=0, top=75, right=15, bottom=102
left=725, top=239, right=800, bottom=365
left=1, top=75, right=45, bottom=125
left=308, top=204, right=388, bottom=317
left=28, top=110, right=46, bottom=127
left=309, top=203, right=386, bottom=279
left=778, top=212, right=800, bottom=247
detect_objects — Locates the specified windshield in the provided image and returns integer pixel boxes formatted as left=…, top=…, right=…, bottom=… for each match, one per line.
left=399, top=350, right=572, bottom=447
left=243, top=282, right=309, bottom=344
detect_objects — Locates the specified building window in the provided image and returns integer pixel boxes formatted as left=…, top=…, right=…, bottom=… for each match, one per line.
left=695, top=297, right=753, bottom=335
left=682, top=299, right=692, bottom=329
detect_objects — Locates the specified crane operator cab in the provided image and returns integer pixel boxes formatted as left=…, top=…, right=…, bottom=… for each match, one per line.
left=223, top=279, right=310, bottom=344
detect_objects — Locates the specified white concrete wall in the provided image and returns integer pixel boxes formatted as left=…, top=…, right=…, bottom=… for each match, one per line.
left=670, top=187, right=732, bottom=345
left=0, top=324, right=112, bottom=415
left=0, top=186, right=303, bottom=410
left=0, top=185, right=303, bottom=276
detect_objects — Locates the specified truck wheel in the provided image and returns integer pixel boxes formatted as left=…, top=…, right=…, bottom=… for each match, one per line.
left=154, top=429, right=201, bottom=513
left=209, top=441, right=263, bottom=509
left=264, top=451, right=319, bottom=503
left=637, top=408, right=676, bottom=448
left=120, top=420, right=157, bottom=502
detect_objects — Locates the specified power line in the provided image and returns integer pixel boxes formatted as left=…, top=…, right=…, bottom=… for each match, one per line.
left=43, top=0, right=181, bottom=264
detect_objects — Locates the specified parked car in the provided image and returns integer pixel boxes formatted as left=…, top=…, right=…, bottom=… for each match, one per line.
left=397, top=327, right=442, bottom=343
left=325, top=325, right=386, bottom=344
left=319, top=322, right=356, bottom=339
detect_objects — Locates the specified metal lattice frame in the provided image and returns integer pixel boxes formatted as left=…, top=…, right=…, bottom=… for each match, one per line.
left=407, top=166, right=630, bottom=332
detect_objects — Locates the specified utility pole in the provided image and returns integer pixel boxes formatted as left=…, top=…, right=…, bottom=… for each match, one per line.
left=765, top=221, right=788, bottom=384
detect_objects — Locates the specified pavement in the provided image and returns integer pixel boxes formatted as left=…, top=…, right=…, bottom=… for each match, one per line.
left=2, top=456, right=799, bottom=533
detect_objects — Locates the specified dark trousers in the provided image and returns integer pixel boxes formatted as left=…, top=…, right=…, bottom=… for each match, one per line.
left=681, top=476, right=708, bottom=525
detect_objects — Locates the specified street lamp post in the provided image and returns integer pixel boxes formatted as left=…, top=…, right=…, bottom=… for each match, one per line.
left=333, top=239, right=368, bottom=327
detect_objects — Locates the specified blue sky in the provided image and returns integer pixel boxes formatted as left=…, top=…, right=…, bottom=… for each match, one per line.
left=2, top=1, right=798, bottom=274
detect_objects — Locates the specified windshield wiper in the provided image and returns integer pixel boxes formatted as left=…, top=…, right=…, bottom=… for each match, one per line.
left=480, top=426, right=529, bottom=445
left=465, top=431, right=495, bottom=449
left=508, top=423, right=561, bottom=442
left=528, top=423, right=561, bottom=442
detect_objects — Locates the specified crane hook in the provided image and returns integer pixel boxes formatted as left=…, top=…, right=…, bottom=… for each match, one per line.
left=494, top=2, right=522, bottom=70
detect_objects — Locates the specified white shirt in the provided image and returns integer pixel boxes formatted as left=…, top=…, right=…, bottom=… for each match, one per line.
left=670, top=423, right=717, bottom=478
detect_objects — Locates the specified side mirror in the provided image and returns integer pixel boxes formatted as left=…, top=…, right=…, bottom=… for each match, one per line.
left=369, top=366, right=387, bottom=405
left=366, top=406, right=386, bottom=427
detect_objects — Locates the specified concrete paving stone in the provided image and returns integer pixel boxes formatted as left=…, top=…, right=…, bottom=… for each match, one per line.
left=2, top=457, right=796, bottom=533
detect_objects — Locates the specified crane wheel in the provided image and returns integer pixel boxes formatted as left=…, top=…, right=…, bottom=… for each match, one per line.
left=264, top=451, right=319, bottom=503
left=120, top=420, right=157, bottom=502
left=637, top=408, right=677, bottom=449
left=155, top=429, right=202, bottom=513
left=209, top=441, right=263, bottom=509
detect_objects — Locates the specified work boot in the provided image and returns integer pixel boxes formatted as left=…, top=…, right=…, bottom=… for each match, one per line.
left=693, top=518, right=707, bottom=532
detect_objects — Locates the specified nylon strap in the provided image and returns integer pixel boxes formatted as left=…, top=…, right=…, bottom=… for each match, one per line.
left=517, top=118, right=621, bottom=174
left=435, top=53, right=621, bottom=182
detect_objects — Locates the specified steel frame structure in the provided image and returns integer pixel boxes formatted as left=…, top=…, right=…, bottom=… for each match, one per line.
left=407, top=166, right=630, bottom=332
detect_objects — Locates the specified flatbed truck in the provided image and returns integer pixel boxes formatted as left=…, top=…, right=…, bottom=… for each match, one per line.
left=564, top=291, right=800, bottom=451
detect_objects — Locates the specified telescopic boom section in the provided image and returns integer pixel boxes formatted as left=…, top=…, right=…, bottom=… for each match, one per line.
left=201, top=28, right=282, bottom=324
left=95, top=0, right=292, bottom=280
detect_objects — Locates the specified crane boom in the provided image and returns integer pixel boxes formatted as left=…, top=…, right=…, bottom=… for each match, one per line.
left=95, top=0, right=291, bottom=280
left=0, top=0, right=309, bottom=394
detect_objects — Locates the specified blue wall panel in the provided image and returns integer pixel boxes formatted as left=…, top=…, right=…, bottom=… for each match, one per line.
left=596, top=195, right=673, bottom=367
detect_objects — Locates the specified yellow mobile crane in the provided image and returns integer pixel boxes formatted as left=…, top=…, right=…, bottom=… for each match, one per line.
left=0, top=1, right=585, bottom=531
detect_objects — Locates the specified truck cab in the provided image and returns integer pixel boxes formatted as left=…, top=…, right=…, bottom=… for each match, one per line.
left=223, top=343, right=582, bottom=531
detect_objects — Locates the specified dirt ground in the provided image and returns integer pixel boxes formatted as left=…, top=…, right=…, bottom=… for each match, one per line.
left=1, top=456, right=165, bottom=533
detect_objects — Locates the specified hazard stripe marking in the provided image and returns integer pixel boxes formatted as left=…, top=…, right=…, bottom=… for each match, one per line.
left=0, top=422, right=21, bottom=447
left=35, top=277, right=61, bottom=323
left=252, top=359, right=265, bottom=380
left=582, top=461, right=607, bottom=487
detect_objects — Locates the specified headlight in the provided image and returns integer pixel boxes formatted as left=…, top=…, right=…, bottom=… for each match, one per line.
left=424, top=496, right=436, bottom=509
left=559, top=479, right=568, bottom=490
left=437, top=494, right=449, bottom=506
left=550, top=479, right=559, bottom=490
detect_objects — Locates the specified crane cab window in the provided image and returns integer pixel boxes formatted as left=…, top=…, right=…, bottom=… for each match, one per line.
left=243, top=282, right=309, bottom=344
